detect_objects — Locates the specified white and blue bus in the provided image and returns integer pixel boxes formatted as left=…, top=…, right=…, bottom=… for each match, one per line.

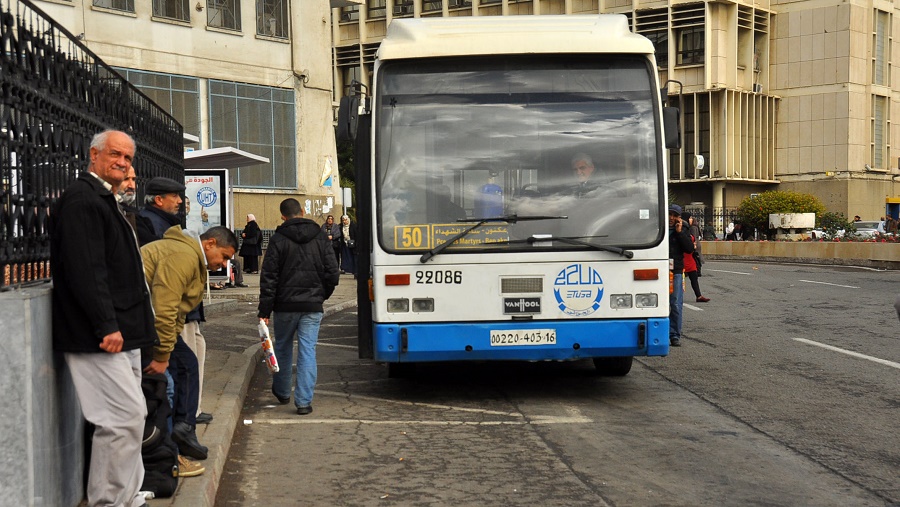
left=339, top=15, right=681, bottom=377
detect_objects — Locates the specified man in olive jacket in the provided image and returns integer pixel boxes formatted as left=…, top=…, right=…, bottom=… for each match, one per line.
left=141, top=225, right=236, bottom=459
left=258, top=198, right=339, bottom=415
left=50, top=130, right=156, bottom=507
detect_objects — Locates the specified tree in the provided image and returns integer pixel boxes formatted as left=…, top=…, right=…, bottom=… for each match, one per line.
left=736, top=190, right=826, bottom=234
left=337, top=139, right=356, bottom=221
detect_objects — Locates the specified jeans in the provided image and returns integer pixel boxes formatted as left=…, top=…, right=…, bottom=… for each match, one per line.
left=669, top=272, right=684, bottom=341
left=272, top=311, right=323, bottom=407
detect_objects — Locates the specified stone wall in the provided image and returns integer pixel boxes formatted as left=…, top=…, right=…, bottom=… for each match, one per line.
left=0, top=286, right=84, bottom=507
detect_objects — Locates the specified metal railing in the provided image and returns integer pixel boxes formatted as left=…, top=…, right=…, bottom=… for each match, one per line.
left=681, top=206, right=762, bottom=240
left=1, top=0, right=184, bottom=290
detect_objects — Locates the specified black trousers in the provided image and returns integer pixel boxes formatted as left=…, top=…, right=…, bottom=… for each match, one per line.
left=686, top=270, right=702, bottom=298
left=167, top=335, right=199, bottom=426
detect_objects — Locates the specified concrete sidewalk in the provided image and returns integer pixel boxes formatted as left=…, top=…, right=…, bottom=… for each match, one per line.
left=150, top=273, right=359, bottom=507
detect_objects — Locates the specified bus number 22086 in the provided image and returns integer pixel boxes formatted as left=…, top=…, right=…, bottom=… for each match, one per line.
left=415, top=270, right=462, bottom=284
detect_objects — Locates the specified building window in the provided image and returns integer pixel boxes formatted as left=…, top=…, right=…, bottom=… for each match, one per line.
left=873, top=9, right=891, bottom=86
left=340, top=4, right=359, bottom=22
left=635, top=8, right=669, bottom=69
left=368, top=0, right=386, bottom=19
left=257, top=0, right=288, bottom=38
left=448, top=0, right=471, bottom=7
left=93, top=0, right=134, bottom=13
left=423, top=0, right=442, bottom=12
left=209, top=80, right=296, bottom=188
left=153, top=0, right=190, bottom=21
left=673, top=3, right=704, bottom=66
left=872, top=94, right=889, bottom=169
left=394, top=0, right=413, bottom=16
left=115, top=68, right=201, bottom=149
left=677, top=26, right=703, bottom=65
left=208, top=0, right=241, bottom=30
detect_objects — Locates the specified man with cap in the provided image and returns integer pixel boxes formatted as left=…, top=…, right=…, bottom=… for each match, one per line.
left=136, top=176, right=210, bottom=460
left=136, top=176, right=185, bottom=245
left=668, top=204, right=694, bottom=347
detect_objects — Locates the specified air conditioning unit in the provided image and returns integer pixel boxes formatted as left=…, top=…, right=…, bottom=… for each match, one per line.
left=393, top=3, right=412, bottom=15
left=753, top=83, right=763, bottom=93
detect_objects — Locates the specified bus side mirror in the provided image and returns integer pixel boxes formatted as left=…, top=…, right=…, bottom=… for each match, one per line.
left=336, top=95, right=360, bottom=143
left=663, top=106, right=681, bottom=150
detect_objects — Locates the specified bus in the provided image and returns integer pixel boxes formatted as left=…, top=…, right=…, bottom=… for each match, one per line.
left=338, top=15, right=681, bottom=377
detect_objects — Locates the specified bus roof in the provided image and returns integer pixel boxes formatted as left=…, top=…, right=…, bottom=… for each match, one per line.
left=377, top=15, right=654, bottom=61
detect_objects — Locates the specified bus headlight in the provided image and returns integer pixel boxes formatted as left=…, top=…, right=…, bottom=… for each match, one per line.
left=610, top=294, right=632, bottom=309
left=412, top=298, right=434, bottom=312
left=635, top=294, right=658, bottom=308
left=387, top=298, right=410, bottom=313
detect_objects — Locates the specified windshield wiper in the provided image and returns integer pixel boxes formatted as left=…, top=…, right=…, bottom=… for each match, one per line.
left=526, top=235, right=634, bottom=258
left=419, top=214, right=568, bottom=263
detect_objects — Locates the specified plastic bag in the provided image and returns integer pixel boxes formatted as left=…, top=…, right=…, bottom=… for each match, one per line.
left=258, top=321, right=280, bottom=373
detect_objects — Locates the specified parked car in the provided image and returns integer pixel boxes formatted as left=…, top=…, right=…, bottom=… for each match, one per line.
left=851, top=220, right=886, bottom=238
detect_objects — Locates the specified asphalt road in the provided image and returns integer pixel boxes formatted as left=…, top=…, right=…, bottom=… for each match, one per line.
left=216, top=260, right=899, bottom=506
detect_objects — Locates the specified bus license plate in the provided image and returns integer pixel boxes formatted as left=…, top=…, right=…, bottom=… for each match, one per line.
left=489, top=329, right=556, bottom=346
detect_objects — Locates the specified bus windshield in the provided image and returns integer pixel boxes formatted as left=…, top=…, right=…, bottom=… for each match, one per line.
left=375, top=55, right=665, bottom=254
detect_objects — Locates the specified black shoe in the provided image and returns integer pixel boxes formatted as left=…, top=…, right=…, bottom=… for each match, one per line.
left=195, top=412, right=213, bottom=424
left=172, top=422, right=208, bottom=460
left=224, top=283, right=234, bottom=288
left=235, top=282, right=248, bottom=288
left=670, top=338, right=682, bottom=347
left=273, top=390, right=291, bottom=405
left=296, top=405, right=313, bottom=415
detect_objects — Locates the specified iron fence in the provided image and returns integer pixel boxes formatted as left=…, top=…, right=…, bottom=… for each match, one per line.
left=681, top=206, right=764, bottom=241
left=1, top=0, right=184, bottom=290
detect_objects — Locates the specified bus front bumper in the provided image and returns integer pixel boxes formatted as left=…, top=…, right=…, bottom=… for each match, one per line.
left=372, top=318, right=669, bottom=363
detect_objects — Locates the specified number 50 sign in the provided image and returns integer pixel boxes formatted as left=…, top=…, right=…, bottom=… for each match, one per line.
left=394, top=225, right=430, bottom=250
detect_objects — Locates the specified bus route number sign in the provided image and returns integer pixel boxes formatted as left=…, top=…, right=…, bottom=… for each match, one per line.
left=489, top=329, right=557, bottom=346
left=395, top=225, right=430, bottom=250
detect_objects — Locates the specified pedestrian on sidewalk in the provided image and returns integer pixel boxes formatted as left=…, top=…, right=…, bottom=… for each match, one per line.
left=258, top=198, right=340, bottom=415
left=239, top=214, right=262, bottom=274
left=668, top=204, right=694, bottom=347
left=339, top=214, right=358, bottom=276
left=50, top=130, right=154, bottom=507
left=681, top=213, right=709, bottom=304
left=142, top=226, right=237, bottom=459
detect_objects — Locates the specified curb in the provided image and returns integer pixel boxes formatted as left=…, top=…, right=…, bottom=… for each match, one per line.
left=168, top=298, right=358, bottom=507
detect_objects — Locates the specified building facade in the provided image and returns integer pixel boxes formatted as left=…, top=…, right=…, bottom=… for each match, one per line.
left=331, top=0, right=900, bottom=224
left=37, top=0, right=342, bottom=229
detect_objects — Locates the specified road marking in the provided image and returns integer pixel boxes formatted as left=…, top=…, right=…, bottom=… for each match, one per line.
left=683, top=303, right=703, bottom=312
left=316, top=390, right=518, bottom=416
left=317, top=342, right=358, bottom=350
left=250, top=416, right=592, bottom=426
left=252, top=403, right=591, bottom=426
left=708, top=269, right=752, bottom=275
left=793, top=338, right=900, bottom=370
left=797, top=280, right=860, bottom=289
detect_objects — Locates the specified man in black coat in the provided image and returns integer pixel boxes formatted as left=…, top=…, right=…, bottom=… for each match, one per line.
left=668, top=204, right=695, bottom=347
left=136, top=177, right=184, bottom=245
left=258, top=198, right=340, bottom=415
left=50, top=129, right=156, bottom=507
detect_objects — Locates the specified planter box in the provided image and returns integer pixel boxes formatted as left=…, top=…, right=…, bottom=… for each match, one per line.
left=703, top=240, right=900, bottom=270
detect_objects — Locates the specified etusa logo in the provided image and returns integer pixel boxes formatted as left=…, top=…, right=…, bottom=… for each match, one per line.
left=553, top=264, right=604, bottom=316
